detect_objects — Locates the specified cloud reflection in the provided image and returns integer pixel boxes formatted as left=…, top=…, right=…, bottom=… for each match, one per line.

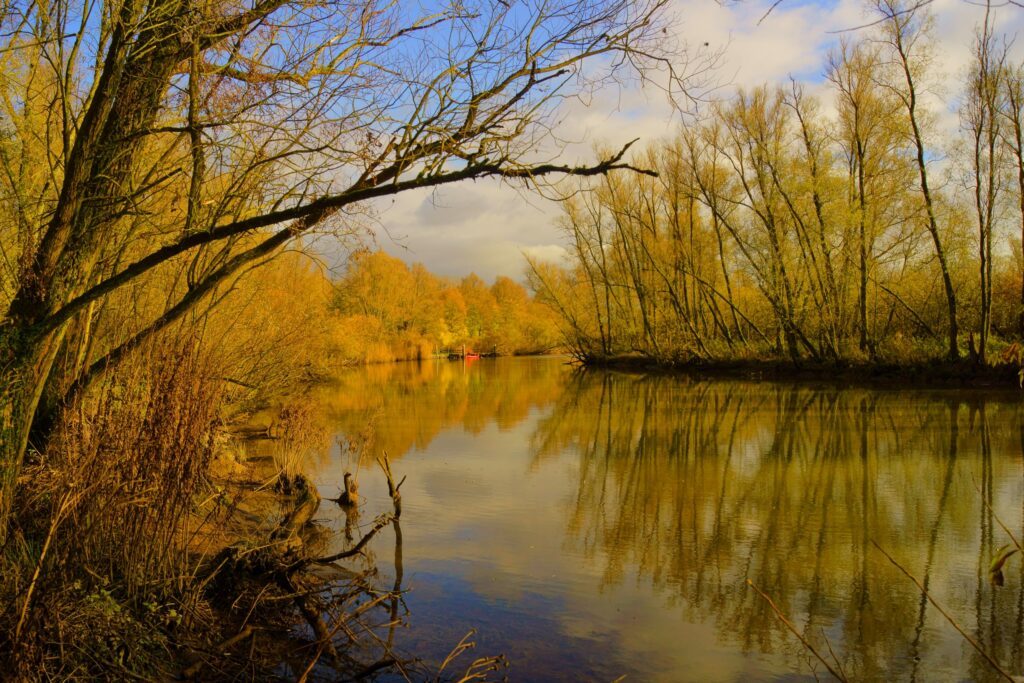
left=308, top=359, right=1024, bottom=681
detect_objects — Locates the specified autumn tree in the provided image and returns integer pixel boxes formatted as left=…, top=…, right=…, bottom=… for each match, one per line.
left=0, top=0, right=699, bottom=538
left=999, top=65, right=1024, bottom=337
left=1000, top=64, right=1024, bottom=335
left=962, top=10, right=1008, bottom=363
left=539, top=3, right=1022, bottom=366
left=874, top=0, right=961, bottom=360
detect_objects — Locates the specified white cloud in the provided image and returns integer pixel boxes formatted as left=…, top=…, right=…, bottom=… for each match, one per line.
left=362, top=0, right=1024, bottom=283
left=521, top=243, right=570, bottom=266
left=366, top=180, right=563, bottom=283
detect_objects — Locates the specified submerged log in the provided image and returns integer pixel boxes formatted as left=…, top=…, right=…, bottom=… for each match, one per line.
left=202, top=459, right=406, bottom=678
left=270, top=473, right=321, bottom=553
left=208, top=473, right=321, bottom=586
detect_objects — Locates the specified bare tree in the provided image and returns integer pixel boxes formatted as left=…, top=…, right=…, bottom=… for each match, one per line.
left=1000, top=63, right=1024, bottom=335
left=962, top=4, right=1008, bottom=363
left=0, top=0, right=705, bottom=538
left=874, top=0, right=960, bottom=360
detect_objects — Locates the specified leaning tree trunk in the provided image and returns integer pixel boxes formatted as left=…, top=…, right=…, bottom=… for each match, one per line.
left=0, top=326, right=70, bottom=541
left=0, top=0, right=185, bottom=540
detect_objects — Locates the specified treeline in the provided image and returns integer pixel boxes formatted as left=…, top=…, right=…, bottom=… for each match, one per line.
left=531, top=2, right=1024, bottom=366
left=331, top=250, right=560, bottom=362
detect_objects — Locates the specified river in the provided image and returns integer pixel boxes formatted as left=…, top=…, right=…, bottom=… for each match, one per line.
left=299, top=355, right=1024, bottom=682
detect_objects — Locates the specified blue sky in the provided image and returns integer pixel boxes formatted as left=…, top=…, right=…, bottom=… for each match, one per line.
left=359, top=0, right=1024, bottom=283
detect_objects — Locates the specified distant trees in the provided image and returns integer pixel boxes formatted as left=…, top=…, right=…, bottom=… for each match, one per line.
left=533, top=1, right=1024, bottom=365
left=332, top=251, right=559, bottom=361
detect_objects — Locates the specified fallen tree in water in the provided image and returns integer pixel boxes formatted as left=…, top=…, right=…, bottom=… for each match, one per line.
left=190, top=454, right=505, bottom=681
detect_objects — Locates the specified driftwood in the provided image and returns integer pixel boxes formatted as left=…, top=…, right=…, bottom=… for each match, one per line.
left=180, top=626, right=255, bottom=678
left=199, top=458, right=408, bottom=679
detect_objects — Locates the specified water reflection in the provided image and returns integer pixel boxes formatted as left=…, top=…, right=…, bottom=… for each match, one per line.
left=313, top=359, right=1024, bottom=681
left=315, top=357, right=570, bottom=462
left=537, top=373, right=1024, bottom=681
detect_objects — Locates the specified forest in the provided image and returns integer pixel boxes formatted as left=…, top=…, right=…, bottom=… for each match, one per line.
left=530, top=2, right=1024, bottom=368
left=331, top=250, right=560, bottom=361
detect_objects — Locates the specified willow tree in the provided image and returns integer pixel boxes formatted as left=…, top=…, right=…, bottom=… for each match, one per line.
left=875, top=0, right=960, bottom=361
left=0, top=0, right=698, bottom=539
left=963, top=11, right=1007, bottom=364
left=717, top=87, right=818, bottom=361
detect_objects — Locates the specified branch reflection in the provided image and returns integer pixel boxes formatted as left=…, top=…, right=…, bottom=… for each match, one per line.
left=535, top=372, right=1024, bottom=681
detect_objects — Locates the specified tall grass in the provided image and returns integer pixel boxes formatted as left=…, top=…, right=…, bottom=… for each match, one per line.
left=272, top=397, right=329, bottom=484
left=1, top=335, right=225, bottom=678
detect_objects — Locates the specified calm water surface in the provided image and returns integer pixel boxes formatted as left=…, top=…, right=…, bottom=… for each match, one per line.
left=302, top=356, right=1024, bottom=682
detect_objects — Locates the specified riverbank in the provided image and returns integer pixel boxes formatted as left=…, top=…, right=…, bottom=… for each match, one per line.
left=0, top=397, right=409, bottom=681
left=578, top=354, right=1024, bottom=388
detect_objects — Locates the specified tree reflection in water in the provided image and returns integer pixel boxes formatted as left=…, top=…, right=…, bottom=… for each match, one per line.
left=532, top=372, right=1024, bottom=681
left=315, top=359, right=1024, bottom=681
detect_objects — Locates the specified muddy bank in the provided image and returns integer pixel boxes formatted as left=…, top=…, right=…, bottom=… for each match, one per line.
left=578, top=355, right=1023, bottom=389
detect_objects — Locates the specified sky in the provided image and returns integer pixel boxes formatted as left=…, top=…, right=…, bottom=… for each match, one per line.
left=354, top=0, right=1024, bottom=284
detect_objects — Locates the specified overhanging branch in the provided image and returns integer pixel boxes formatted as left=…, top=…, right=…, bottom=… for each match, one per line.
left=40, top=140, right=653, bottom=338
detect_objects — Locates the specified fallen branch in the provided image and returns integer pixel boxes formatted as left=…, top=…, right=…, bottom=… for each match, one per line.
left=872, top=541, right=1016, bottom=682
left=299, top=513, right=395, bottom=568
left=746, top=579, right=848, bottom=682
left=278, top=573, right=340, bottom=664
left=203, top=463, right=409, bottom=680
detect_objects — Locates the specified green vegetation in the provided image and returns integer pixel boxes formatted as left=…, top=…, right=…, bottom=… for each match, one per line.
left=530, top=3, right=1024, bottom=369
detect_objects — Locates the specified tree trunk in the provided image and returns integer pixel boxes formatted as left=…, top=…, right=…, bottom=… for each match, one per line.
left=0, top=326, right=68, bottom=540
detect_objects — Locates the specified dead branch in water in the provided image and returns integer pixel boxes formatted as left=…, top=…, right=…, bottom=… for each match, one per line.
left=378, top=451, right=406, bottom=518
left=203, top=455, right=419, bottom=679
left=746, top=579, right=848, bottom=682
left=437, top=629, right=510, bottom=682
left=872, top=541, right=1016, bottom=682
left=302, top=514, right=396, bottom=567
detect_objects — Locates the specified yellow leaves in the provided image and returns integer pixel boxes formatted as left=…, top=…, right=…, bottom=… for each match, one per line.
left=990, top=544, right=1019, bottom=587
left=330, top=250, right=558, bottom=361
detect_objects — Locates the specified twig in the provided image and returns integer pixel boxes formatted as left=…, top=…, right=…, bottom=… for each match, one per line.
left=872, top=541, right=1016, bottom=682
left=973, top=478, right=1024, bottom=552
left=295, top=603, right=365, bottom=683
left=438, top=630, right=479, bottom=674
left=15, top=494, right=73, bottom=645
left=435, top=629, right=508, bottom=681
left=278, top=574, right=339, bottom=664
left=746, top=580, right=848, bottom=682
left=821, top=628, right=849, bottom=681
left=306, top=514, right=395, bottom=566
left=181, top=626, right=255, bottom=678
